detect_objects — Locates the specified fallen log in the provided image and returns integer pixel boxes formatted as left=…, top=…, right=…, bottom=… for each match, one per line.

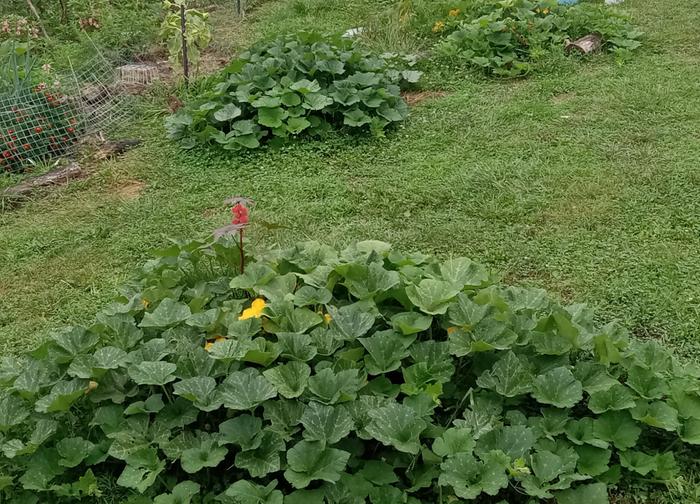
left=2, top=162, right=83, bottom=202
left=565, top=34, right=603, bottom=55
left=92, top=139, right=142, bottom=161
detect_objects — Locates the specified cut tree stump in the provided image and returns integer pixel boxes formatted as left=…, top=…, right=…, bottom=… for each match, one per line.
left=2, top=162, right=84, bottom=202
left=565, top=34, right=603, bottom=54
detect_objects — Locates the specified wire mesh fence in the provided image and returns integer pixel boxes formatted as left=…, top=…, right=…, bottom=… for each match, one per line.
left=0, top=50, right=135, bottom=173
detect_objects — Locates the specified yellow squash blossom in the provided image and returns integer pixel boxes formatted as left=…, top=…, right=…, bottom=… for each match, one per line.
left=448, top=8, right=461, bottom=17
left=542, top=7, right=550, bottom=14
left=324, top=313, right=332, bottom=325
left=239, top=298, right=267, bottom=320
left=432, top=20, right=445, bottom=33
left=85, top=381, right=98, bottom=395
left=447, top=326, right=458, bottom=335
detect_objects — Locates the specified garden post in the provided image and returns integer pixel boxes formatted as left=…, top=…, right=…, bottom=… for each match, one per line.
left=180, top=3, right=190, bottom=88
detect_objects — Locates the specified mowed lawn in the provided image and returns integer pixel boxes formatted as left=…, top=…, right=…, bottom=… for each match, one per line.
left=1, top=0, right=699, bottom=368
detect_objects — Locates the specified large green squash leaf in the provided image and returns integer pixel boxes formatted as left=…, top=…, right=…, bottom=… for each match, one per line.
left=300, top=402, right=354, bottom=444
left=225, top=480, right=283, bottom=504
left=277, top=333, right=317, bottom=362
left=234, top=431, right=285, bottom=477
left=406, top=279, right=461, bottom=315
left=592, top=411, right=641, bottom=450
left=173, top=377, right=221, bottom=412
left=365, top=402, right=427, bottom=454
left=34, top=380, right=86, bottom=413
left=327, top=302, right=376, bottom=340
left=439, top=257, right=489, bottom=289
left=56, top=437, right=95, bottom=468
left=432, top=427, right=475, bottom=457
left=154, top=481, right=200, bottom=504
left=48, top=327, right=100, bottom=364
left=573, top=362, right=618, bottom=394
left=476, top=351, right=533, bottom=398
left=564, top=418, right=609, bottom=449
left=439, top=452, right=508, bottom=499
left=391, top=312, right=433, bottom=336
left=117, top=461, right=165, bottom=493
left=575, top=445, right=611, bottom=476
left=292, top=286, right=332, bottom=307
left=447, top=293, right=489, bottom=327
left=219, top=414, right=263, bottom=450
left=619, top=450, right=657, bottom=476
left=626, top=366, right=669, bottom=400
left=338, top=262, right=400, bottom=299
left=219, top=368, right=277, bottom=410
left=631, top=401, right=680, bottom=431
left=449, top=319, right=517, bottom=356
left=257, top=107, right=288, bottom=128
left=681, top=418, right=700, bottom=444
left=555, top=483, right=608, bottom=504
left=308, top=368, right=363, bottom=404
left=0, top=395, right=29, bottom=431
left=532, top=367, right=583, bottom=408
left=283, top=440, right=350, bottom=488
left=531, top=449, right=566, bottom=483
left=139, top=299, right=192, bottom=328
left=214, top=104, right=242, bottom=121
left=588, top=384, right=637, bottom=414
left=180, top=439, right=227, bottom=474
left=128, top=362, right=178, bottom=386
left=263, top=399, right=305, bottom=438
left=475, top=425, right=536, bottom=460
left=263, top=362, right=311, bottom=399
left=359, top=330, right=409, bottom=375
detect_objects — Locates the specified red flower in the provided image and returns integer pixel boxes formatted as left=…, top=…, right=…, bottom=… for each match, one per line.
left=2, top=151, right=12, bottom=158
left=231, top=203, right=249, bottom=225
left=34, top=127, right=42, bottom=133
left=67, top=127, right=75, bottom=133
left=22, top=144, right=30, bottom=150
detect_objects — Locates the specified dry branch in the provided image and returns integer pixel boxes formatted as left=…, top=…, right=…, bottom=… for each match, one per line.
left=2, top=162, right=83, bottom=202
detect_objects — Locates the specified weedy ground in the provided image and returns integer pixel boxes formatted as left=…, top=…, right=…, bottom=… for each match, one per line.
left=1, top=0, right=699, bottom=500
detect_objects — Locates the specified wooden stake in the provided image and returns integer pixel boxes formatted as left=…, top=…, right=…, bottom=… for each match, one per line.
left=180, top=3, right=190, bottom=88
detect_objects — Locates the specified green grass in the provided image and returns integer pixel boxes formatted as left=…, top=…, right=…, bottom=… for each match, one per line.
left=1, top=0, right=700, bottom=500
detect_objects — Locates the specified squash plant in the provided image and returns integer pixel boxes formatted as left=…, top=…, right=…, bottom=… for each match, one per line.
left=165, top=31, right=422, bottom=151
left=435, top=0, right=642, bottom=76
left=0, top=238, right=697, bottom=502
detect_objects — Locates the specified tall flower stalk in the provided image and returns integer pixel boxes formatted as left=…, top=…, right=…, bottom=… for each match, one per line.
left=214, top=196, right=253, bottom=274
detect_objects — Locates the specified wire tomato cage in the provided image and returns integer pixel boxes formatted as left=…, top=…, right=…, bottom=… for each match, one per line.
left=0, top=41, right=138, bottom=174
